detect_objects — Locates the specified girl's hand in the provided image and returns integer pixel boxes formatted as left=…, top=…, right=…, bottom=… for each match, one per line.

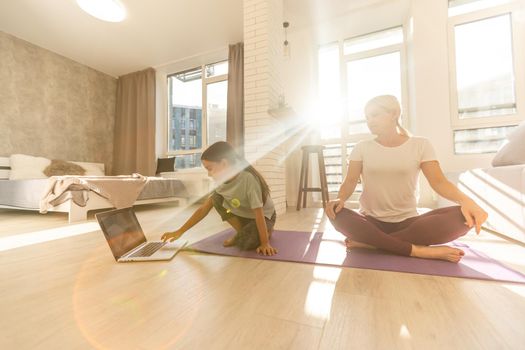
left=161, top=229, right=184, bottom=242
left=256, top=243, right=277, bottom=256
left=460, top=199, right=488, bottom=234
left=325, top=199, right=344, bottom=220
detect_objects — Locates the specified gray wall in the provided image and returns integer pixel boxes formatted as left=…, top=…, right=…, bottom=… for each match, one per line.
left=0, top=31, right=117, bottom=172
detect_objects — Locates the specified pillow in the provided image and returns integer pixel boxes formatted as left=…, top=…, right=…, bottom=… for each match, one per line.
left=9, top=154, right=51, bottom=180
left=73, top=161, right=105, bottom=176
left=156, top=157, right=175, bottom=174
left=507, top=120, right=525, bottom=142
left=43, top=159, right=86, bottom=176
left=492, top=121, right=525, bottom=167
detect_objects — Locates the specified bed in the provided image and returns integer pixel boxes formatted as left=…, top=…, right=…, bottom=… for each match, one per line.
left=0, top=156, right=189, bottom=222
left=440, top=165, right=525, bottom=244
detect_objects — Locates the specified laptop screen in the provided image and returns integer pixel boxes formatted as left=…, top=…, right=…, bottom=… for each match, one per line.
left=96, top=208, right=147, bottom=260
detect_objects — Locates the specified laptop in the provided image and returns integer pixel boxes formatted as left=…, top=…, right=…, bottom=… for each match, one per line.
left=95, top=207, right=187, bottom=262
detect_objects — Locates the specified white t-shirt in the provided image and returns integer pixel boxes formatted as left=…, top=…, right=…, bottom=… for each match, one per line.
left=349, top=136, right=437, bottom=222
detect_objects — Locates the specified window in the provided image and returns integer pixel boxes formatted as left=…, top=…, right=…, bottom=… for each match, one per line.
left=324, top=144, right=344, bottom=193
left=318, top=26, right=406, bottom=193
left=448, top=2, right=524, bottom=153
left=206, top=80, right=228, bottom=146
left=205, top=61, right=228, bottom=78
left=346, top=51, right=402, bottom=134
left=343, top=27, right=403, bottom=55
left=324, top=143, right=362, bottom=194
left=318, top=44, right=341, bottom=140
left=454, top=125, right=517, bottom=154
left=167, top=61, right=228, bottom=168
left=448, top=0, right=514, bottom=16
left=454, top=14, right=515, bottom=119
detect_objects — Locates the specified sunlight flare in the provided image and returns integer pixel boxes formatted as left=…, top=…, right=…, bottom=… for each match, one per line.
left=0, top=222, right=100, bottom=252
left=399, top=324, right=411, bottom=339
left=304, top=280, right=336, bottom=319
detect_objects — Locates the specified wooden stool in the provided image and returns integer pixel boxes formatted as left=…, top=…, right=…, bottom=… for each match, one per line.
left=297, top=145, right=329, bottom=210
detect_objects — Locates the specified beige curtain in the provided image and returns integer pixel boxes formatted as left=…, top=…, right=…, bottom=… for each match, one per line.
left=113, top=68, right=156, bottom=176
left=226, top=42, right=244, bottom=156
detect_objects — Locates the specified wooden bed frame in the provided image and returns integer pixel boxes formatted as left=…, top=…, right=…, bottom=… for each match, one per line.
left=0, top=157, right=187, bottom=223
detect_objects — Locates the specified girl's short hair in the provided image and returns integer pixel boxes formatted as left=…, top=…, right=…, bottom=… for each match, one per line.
left=201, top=141, right=270, bottom=204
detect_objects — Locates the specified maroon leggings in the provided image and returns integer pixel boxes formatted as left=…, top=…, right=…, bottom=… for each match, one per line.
left=329, top=206, right=471, bottom=256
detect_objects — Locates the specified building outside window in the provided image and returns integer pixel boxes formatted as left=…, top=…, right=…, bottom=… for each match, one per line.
left=167, top=61, right=228, bottom=168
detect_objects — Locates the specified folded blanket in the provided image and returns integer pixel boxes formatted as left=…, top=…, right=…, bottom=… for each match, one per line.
left=39, top=174, right=148, bottom=213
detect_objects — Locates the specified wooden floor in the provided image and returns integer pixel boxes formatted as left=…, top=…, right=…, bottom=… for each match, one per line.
left=1, top=203, right=525, bottom=350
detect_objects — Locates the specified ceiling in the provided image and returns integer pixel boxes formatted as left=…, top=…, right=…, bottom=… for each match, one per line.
left=0, top=0, right=390, bottom=77
left=0, top=0, right=243, bottom=77
left=284, top=0, right=395, bottom=29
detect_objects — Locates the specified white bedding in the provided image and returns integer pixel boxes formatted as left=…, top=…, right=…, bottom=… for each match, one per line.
left=0, top=179, right=48, bottom=209
left=0, top=155, right=190, bottom=222
left=0, top=177, right=188, bottom=210
left=441, top=164, right=525, bottom=243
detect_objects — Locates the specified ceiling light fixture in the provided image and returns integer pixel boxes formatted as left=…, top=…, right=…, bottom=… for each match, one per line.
left=76, top=0, right=126, bottom=23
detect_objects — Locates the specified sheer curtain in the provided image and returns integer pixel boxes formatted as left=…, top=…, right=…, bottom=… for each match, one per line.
left=113, top=68, right=156, bottom=176
left=226, top=42, right=244, bottom=156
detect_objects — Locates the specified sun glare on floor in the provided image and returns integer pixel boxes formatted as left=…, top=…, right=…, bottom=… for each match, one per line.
left=302, top=199, right=343, bottom=322
left=313, top=265, right=341, bottom=283
left=503, top=284, right=525, bottom=299
left=304, top=265, right=341, bottom=320
left=399, top=324, right=411, bottom=339
left=310, top=208, right=325, bottom=234
left=304, top=280, right=336, bottom=319
left=0, top=222, right=100, bottom=252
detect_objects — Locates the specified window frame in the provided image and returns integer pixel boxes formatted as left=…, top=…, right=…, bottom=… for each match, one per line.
left=447, top=2, right=525, bottom=130
left=166, top=61, right=228, bottom=158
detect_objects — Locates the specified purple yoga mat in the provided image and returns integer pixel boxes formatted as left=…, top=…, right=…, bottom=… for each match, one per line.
left=189, top=229, right=525, bottom=284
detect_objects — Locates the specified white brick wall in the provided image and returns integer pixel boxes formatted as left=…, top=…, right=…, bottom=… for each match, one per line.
left=243, top=0, right=286, bottom=215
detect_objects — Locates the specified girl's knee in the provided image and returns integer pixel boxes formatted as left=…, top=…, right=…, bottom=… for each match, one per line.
left=236, top=223, right=260, bottom=250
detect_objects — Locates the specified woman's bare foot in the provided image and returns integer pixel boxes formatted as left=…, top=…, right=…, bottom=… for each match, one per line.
left=345, top=238, right=376, bottom=251
left=410, top=244, right=465, bottom=263
left=223, top=235, right=237, bottom=247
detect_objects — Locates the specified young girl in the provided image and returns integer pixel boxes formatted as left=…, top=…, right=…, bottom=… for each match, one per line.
left=325, top=95, right=488, bottom=263
left=161, top=141, right=278, bottom=256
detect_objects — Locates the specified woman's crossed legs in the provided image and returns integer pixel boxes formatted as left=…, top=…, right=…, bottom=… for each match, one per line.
left=329, top=206, right=471, bottom=262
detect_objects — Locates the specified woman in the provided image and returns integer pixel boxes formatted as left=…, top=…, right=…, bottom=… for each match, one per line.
left=325, top=95, right=487, bottom=262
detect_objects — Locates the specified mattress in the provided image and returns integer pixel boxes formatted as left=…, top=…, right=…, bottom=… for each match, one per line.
left=0, top=177, right=188, bottom=209
left=442, top=164, right=525, bottom=243
left=0, top=179, right=49, bottom=209
left=138, top=177, right=188, bottom=200
left=458, top=165, right=525, bottom=243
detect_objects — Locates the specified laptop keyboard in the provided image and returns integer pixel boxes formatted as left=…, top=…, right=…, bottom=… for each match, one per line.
left=129, top=242, right=166, bottom=258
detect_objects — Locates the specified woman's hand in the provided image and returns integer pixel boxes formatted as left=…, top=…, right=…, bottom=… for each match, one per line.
left=325, top=199, right=344, bottom=220
left=460, top=199, right=488, bottom=234
left=161, top=229, right=184, bottom=242
left=256, top=243, right=278, bottom=256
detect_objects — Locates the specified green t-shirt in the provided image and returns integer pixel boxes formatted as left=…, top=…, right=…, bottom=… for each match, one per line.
left=214, top=170, right=275, bottom=219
